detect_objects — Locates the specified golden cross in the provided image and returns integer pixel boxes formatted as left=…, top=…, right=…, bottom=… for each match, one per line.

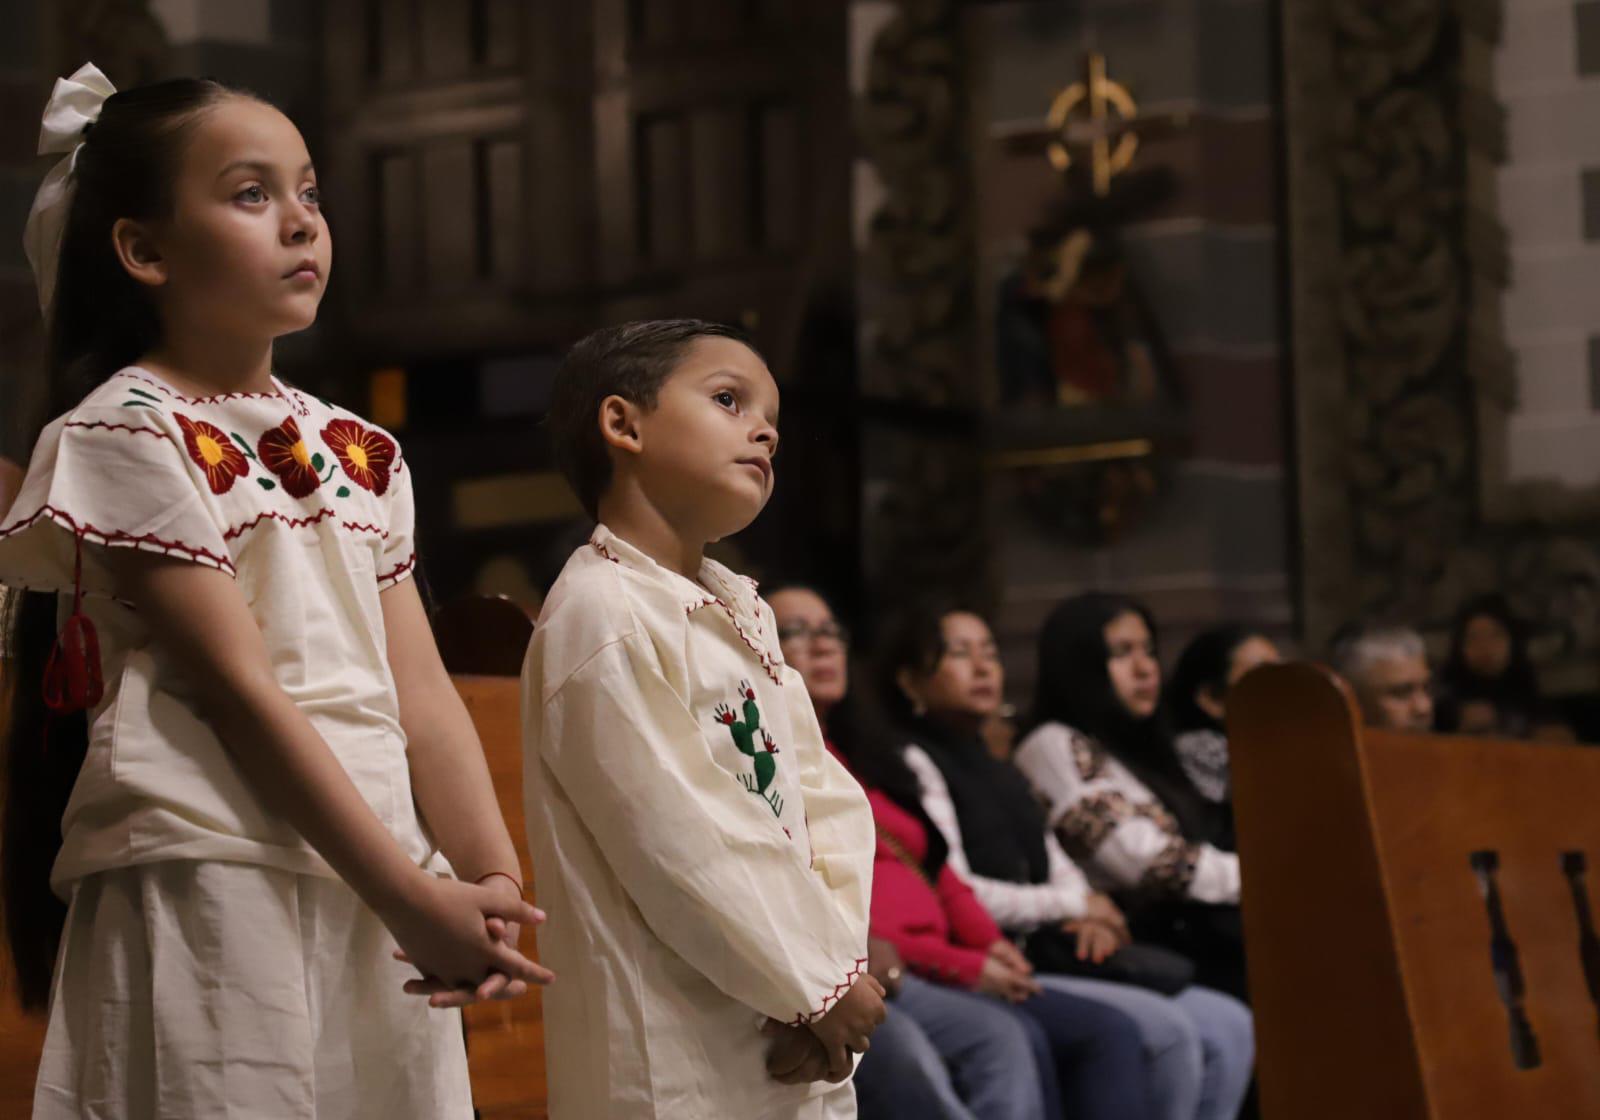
left=1047, top=51, right=1139, bottom=197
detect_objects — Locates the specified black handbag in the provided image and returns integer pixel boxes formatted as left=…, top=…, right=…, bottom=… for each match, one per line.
left=1020, top=926, right=1196, bottom=996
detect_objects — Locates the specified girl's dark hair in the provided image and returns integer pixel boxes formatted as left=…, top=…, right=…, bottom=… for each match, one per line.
left=1026, top=592, right=1222, bottom=845
left=3, top=75, right=244, bottom=1010
left=1436, top=593, right=1542, bottom=732
left=764, top=582, right=948, bottom=876
left=1169, top=624, right=1260, bottom=734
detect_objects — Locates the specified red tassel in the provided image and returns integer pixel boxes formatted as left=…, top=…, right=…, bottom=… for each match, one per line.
left=42, top=533, right=104, bottom=714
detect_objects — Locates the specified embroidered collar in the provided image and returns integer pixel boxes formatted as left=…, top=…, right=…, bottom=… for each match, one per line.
left=589, top=524, right=784, bottom=684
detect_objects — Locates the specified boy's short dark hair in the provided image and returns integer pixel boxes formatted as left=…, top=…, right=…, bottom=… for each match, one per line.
left=548, top=319, right=758, bottom=519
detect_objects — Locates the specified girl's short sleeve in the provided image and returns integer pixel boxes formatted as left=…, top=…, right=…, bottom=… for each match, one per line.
left=0, top=407, right=233, bottom=598
left=375, top=453, right=416, bottom=590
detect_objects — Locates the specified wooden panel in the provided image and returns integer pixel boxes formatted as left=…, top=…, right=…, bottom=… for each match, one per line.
left=1230, top=663, right=1600, bottom=1119
left=375, top=150, right=421, bottom=293
left=629, top=0, right=682, bottom=50
left=477, top=0, right=523, bottom=69
left=481, top=138, right=525, bottom=285
left=1230, top=664, right=1429, bottom=1118
left=687, top=0, right=744, bottom=41
left=422, top=141, right=478, bottom=290
left=638, top=114, right=689, bottom=266
left=754, top=100, right=799, bottom=249
left=689, top=106, right=749, bottom=260
left=1366, top=731, right=1600, bottom=1115
left=0, top=993, right=45, bottom=1119
left=420, top=0, right=473, bottom=78
left=374, top=0, right=418, bottom=82
left=454, top=673, right=548, bottom=1118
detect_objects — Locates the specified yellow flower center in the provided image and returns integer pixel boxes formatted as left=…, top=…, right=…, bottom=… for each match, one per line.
left=291, top=440, right=311, bottom=467
left=196, top=434, right=225, bottom=467
left=346, top=442, right=369, bottom=471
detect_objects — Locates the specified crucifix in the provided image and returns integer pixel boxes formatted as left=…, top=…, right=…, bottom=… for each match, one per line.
left=1002, top=51, right=1189, bottom=198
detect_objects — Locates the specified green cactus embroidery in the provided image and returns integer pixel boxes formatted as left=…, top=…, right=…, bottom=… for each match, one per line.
left=714, top=680, right=784, bottom=818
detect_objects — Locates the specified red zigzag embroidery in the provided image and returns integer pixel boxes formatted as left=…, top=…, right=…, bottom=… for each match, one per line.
left=786, top=957, right=870, bottom=1027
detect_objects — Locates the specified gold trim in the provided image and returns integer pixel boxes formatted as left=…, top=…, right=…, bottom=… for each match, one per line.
left=987, top=438, right=1153, bottom=471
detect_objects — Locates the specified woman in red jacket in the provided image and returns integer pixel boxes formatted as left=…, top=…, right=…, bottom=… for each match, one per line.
left=771, top=586, right=1152, bottom=1120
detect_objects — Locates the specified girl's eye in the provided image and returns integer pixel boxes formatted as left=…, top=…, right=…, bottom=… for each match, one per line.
left=236, top=185, right=266, bottom=204
left=713, top=390, right=737, bottom=409
left=300, top=186, right=321, bottom=206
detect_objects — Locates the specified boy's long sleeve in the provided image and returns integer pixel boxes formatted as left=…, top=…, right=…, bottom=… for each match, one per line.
left=536, top=631, right=869, bottom=1026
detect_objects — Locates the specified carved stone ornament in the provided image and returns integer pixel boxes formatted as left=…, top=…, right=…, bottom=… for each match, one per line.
left=1284, top=0, right=1600, bottom=689
left=857, top=0, right=990, bottom=606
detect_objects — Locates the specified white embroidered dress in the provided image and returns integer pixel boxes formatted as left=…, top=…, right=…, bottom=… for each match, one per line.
left=523, top=526, right=875, bottom=1120
left=0, top=367, right=469, bottom=1118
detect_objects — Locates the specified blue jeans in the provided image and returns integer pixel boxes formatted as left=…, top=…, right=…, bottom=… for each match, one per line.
left=855, top=974, right=1048, bottom=1120
left=1008, top=985, right=1155, bottom=1120
left=1038, top=976, right=1254, bottom=1120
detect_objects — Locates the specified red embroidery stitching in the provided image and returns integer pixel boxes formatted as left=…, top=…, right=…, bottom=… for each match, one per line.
left=0, top=505, right=235, bottom=575
left=257, top=416, right=322, bottom=498
left=322, top=419, right=398, bottom=496
left=222, top=507, right=338, bottom=542
left=687, top=596, right=784, bottom=685
left=591, top=538, right=621, bottom=563
left=176, top=413, right=250, bottom=495
left=63, top=420, right=172, bottom=442
left=340, top=520, right=389, bottom=539
left=117, top=371, right=309, bottom=416
left=376, top=553, right=416, bottom=586
left=786, top=957, right=870, bottom=1027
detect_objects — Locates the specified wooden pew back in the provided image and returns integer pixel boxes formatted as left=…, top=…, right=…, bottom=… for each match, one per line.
left=1230, top=663, right=1600, bottom=1118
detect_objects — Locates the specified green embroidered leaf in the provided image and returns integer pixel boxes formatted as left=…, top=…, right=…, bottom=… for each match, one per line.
left=257, top=477, right=277, bottom=491
left=336, top=486, right=350, bottom=498
left=230, top=432, right=259, bottom=460
left=311, top=452, right=325, bottom=471
left=120, top=400, right=159, bottom=410
left=127, top=387, right=161, bottom=402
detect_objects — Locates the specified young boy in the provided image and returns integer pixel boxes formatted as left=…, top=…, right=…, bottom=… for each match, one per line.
left=523, top=320, right=885, bottom=1118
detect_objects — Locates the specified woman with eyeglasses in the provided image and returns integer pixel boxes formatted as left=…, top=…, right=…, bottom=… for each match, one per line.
left=769, top=585, right=1153, bottom=1120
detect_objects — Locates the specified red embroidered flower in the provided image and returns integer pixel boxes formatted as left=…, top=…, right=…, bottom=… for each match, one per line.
left=176, top=413, right=249, bottom=494
left=257, top=416, right=322, bottom=498
left=320, top=419, right=397, bottom=496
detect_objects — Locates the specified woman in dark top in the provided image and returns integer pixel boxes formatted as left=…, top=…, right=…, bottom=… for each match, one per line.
left=1167, top=626, right=1283, bottom=850
left=1435, top=594, right=1569, bottom=740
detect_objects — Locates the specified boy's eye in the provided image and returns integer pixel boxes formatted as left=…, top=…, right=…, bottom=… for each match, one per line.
left=236, top=185, right=266, bottom=204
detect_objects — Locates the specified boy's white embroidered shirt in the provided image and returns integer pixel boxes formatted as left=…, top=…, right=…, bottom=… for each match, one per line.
left=0, top=367, right=439, bottom=895
left=523, top=525, right=873, bottom=1119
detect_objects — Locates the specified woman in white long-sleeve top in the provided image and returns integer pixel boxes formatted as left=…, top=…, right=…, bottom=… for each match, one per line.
left=1013, top=593, right=1250, bottom=1002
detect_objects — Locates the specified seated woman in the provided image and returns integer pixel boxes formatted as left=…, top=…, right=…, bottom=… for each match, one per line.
left=880, top=601, right=1254, bottom=1120
left=770, top=585, right=1152, bottom=1120
left=1014, top=594, right=1249, bottom=1001
left=1435, top=593, right=1571, bottom=741
left=1168, top=626, right=1283, bottom=849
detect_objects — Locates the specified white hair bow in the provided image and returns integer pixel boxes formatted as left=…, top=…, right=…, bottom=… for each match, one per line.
left=22, top=63, right=117, bottom=317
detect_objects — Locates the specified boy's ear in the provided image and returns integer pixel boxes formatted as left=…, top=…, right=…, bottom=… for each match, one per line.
left=111, top=218, right=168, bottom=290
left=598, top=395, right=643, bottom=455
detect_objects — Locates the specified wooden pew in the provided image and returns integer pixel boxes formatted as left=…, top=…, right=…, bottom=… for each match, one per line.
left=1230, top=663, right=1600, bottom=1118
left=0, top=597, right=546, bottom=1117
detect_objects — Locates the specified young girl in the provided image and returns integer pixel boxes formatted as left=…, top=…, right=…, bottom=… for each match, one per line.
left=1, top=65, right=548, bottom=1118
